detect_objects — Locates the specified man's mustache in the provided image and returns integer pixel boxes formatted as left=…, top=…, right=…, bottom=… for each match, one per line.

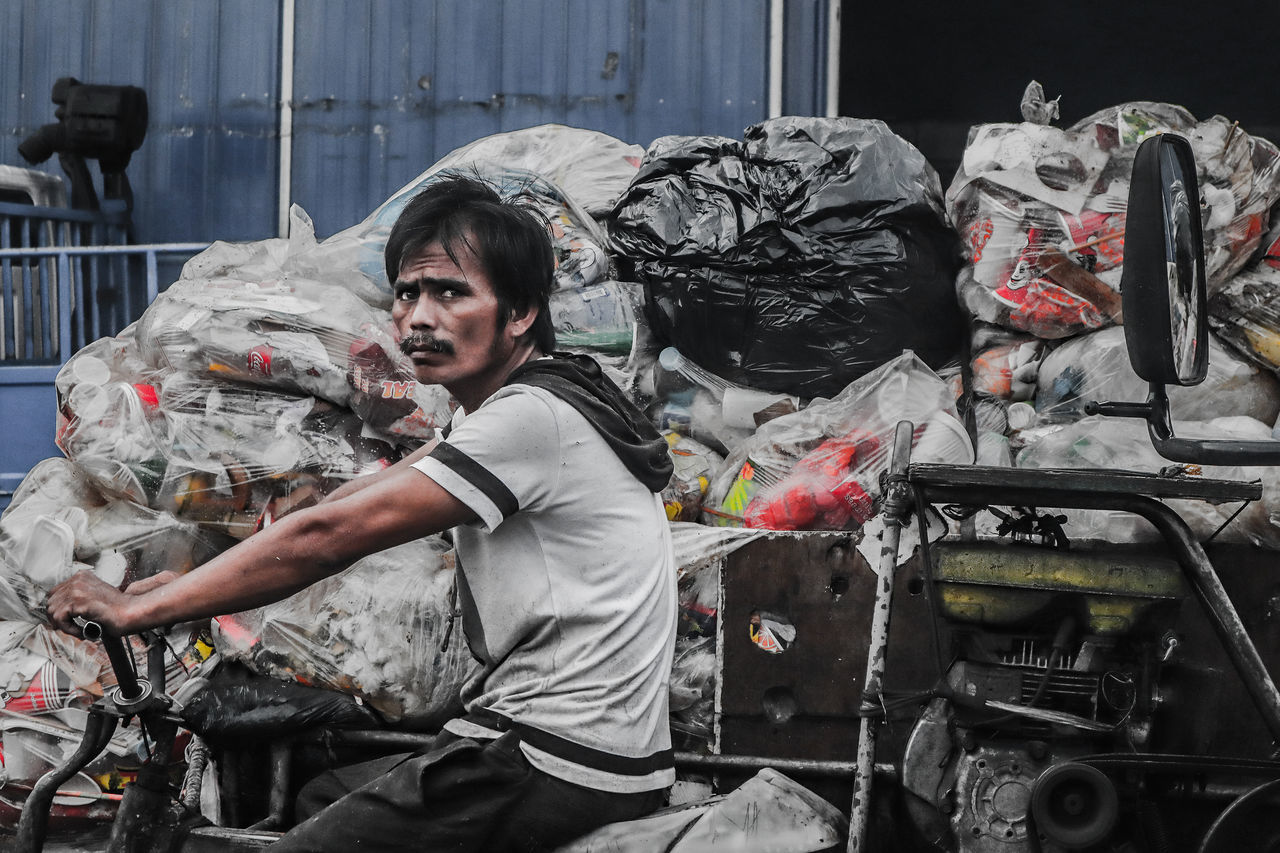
left=399, top=333, right=455, bottom=356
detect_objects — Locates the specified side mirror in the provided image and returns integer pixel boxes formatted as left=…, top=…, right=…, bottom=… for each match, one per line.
left=1089, top=133, right=1280, bottom=463
left=1121, top=133, right=1207, bottom=386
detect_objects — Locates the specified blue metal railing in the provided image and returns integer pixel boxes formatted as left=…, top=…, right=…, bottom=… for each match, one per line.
left=0, top=241, right=209, bottom=363
left=0, top=200, right=208, bottom=363
left=0, top=202, right=209, bottom=505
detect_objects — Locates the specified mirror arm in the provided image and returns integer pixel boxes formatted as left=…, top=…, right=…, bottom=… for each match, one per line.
left=1088, top=384, right=1280, bottom=464
left=1085, top=400, right=1154, bottom=420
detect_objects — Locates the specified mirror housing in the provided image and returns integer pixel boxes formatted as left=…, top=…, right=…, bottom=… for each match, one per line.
left=1088, top=133, right=1280, bottom=464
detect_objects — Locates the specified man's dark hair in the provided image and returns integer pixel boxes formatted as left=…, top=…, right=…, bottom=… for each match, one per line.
left=384, top=174, right=557, bottom=353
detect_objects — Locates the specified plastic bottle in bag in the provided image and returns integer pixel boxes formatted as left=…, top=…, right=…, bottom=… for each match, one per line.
left=654, top=348, right=800, bottom=452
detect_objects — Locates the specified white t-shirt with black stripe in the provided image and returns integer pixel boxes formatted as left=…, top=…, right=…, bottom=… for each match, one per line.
left=411, top=383, right=677, bottom=793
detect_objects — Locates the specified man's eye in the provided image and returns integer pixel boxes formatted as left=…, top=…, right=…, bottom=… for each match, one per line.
left=395, top=287, right=418, bottom=301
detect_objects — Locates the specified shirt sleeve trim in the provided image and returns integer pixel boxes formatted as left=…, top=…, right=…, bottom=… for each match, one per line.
left=428, top=442, right=519, bottom=519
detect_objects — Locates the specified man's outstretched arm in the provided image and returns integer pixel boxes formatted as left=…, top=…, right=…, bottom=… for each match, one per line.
left=47, top=465, right=472, bottom=637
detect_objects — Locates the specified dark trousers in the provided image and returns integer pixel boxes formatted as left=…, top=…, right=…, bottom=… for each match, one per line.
left=270, top=731, right=664, bottom=852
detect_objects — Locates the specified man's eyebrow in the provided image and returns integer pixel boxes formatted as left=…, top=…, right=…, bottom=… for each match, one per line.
left=393, top=275, right=471, bottom=290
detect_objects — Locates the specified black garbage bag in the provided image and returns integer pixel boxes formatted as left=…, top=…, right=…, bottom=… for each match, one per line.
left=180, top=662, right=383, bottom=743
left=609, top=117, right=965, bottom=399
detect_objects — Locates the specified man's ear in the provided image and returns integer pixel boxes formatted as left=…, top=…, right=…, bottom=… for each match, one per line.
left=506, top=303, right=538, bottom=340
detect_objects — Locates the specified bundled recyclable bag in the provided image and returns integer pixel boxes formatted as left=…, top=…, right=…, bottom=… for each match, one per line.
left=213, top=537, right=474, bottom=723
left=422, top=124, right=644, bottom=217
left=0, top=459, right=218, bottom=618
left=667, top=635, right=715, bottom=742
left=649, top=346, right=801, bottom=456
left=548, top=279, right=643, bottom=355
left=609, top=117, right=965, bottom=399
left=948, top=89, right=1280, bottom=340
left=153, top=375, right=404, bottom=539
left=55, top=345, right=409, bottom=539
left=133, top=272, right=449, bottom=439
left=0, top=466, right=214, bottom=809
left=660, top=432, right=724, bottom=523
left=704, top=352, right=972, bottom=531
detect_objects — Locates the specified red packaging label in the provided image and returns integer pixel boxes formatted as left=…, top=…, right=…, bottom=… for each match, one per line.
left=1264, top=229, right=1280, bottom=270
left=247, top=344, right=274, bottom=377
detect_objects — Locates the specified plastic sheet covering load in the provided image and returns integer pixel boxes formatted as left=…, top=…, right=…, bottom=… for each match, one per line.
left=608, top=116, right=965, bottom=399
left=555, top=767, right=847, bottom=853
left=704, top=352, right=971, bottom=531
left=948, top=88, right=1280, bottom=340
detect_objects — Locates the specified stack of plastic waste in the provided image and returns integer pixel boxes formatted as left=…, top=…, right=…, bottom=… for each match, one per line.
left=948, top=84, right=1280, bottom=341
left=609, top=116, right=966, bottom=400
left=946, top=83, right=1280, bottom=546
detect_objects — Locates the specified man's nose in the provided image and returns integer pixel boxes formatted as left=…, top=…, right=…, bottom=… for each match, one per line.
left=405, top=295, right=438, bottom=330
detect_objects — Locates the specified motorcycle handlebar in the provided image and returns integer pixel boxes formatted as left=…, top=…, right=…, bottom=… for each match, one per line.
left=75, top=618, right=145, bottom=703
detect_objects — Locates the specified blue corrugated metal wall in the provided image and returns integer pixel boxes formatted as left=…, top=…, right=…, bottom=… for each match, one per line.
left=3, top=0, right=282, bottom=244
left=289, top=0, right=775, bottom=236
left=2, top=0, right=829, bottom=244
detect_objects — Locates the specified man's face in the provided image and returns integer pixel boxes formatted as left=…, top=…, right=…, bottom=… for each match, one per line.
left=391, top=240, right=518, bottom=403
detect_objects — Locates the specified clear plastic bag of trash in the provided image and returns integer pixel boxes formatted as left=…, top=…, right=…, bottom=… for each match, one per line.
left=554, top=767, right=847, bottom=853
left=609, top=117, right=965, bottom=399
left=54, top=361, right=413, bottom=539
left=0, top=459, right=220, bottom=620
left=133, top=273, right=450, bottom=440
left=306, top=159, right=618, bottom=303
left=213, top=537, right=474, bottom=723
left=1209, top=263, right=1280, bottom=377
left=947, top=96, right=1280, bottom=340
left=1015, top=415, right=1280, bottom=547
left=152, top=375, right=407, bottom=539
left=704, top=352, right=972, bottom=531
left=1034, top=326, right=1280, bottom=426
left=970, top=323, right=1044, bottom=402
left=668, top=635, right=716, bottom=743
left=421, top=124, right=644, bottom=218
left=549, top=279, right=642, bottom=355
